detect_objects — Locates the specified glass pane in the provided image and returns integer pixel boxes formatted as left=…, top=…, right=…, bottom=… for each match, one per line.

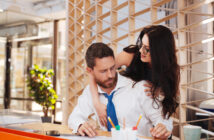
left=55, top=20, right=66, bottom=122
left=0, top=37, right=6, bottom=108
left=32, top=22, right=53, bottom=69
left=10, top=47, right=26, bottom=98
left=31, top=21, right=53, bottom=113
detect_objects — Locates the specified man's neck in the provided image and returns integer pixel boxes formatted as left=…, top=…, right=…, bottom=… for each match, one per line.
left=100, top=85, right=116, bottom=95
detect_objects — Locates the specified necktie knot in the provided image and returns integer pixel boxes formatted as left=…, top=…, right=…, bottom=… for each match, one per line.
left=103, top=91, right=116, bottom=101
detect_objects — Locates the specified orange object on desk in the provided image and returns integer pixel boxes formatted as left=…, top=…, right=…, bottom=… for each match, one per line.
left=0, top=127, right=66, bottom=140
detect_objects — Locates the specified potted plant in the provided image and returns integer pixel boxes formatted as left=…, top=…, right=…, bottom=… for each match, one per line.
left=27, top=64, right=58, bottom=123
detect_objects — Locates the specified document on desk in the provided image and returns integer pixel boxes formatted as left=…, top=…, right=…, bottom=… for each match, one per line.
left=0, top=115, right=41, bottom=125
left=59, top=135, right=151, bottom=140
left=59, top=135, right=112, bottom=140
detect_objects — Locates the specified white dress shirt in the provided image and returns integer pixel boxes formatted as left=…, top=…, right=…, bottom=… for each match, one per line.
left=68, top=74, right=173, bottom=137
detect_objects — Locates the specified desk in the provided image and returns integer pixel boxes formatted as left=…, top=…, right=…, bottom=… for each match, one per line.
left=0, top=110, right=158, bottom=139
left=10, top=123, right=158, bottom=140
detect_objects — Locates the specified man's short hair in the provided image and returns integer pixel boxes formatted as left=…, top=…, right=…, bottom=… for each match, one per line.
left=85, top=42, right=114, bottom=69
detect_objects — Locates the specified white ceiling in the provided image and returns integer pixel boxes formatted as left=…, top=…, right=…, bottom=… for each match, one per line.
left=0, top=0, right=65, bottom=26
left=0, top=11, right=46, bottom=25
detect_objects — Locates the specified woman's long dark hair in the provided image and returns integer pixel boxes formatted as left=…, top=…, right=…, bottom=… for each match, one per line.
left=122, top=25, right=180, bottom=118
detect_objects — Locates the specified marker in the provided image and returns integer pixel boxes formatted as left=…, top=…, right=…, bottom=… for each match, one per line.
left=108, top=117, right=116, bottom=128
left=123, top=117, right=125, bottom=129
left=115, top=125, right=120, bottom=130
left=135, top=114, right=142, bottom=128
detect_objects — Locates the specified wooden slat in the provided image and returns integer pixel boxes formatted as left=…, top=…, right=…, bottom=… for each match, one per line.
left=183, top=86, right=214, bottom=96
left=181, top=56, right=214, bottom=68
left=96, top=2, right=103, bottom=41
left=184, top=105, right=214, bottom=116
left=180, top=11, right=214, bottom=17
left=76, top=0, right=83, bottom=7
left=86, top=5, right=95, bottom=13
left=86, top=20, right=96, bottom=28
left=186, top=117, right=214, bottom=124
left=151, top=0, right=157, bottom=27
left=153, top=13, right=177, bottom=24
left=98, top=27, right=110, bottom=34
left=153, top=0, right=172, bottom=7
left=128, top=0, right=135, bottom=44
left=184, top=97, right=214, bottom=105
left=111, top=0, right=118, bottom=52
left=182, top=0, right=214, bottom=11
left=177, top=0, right=186, bottom=139
left=115, top=17, right=128, bottom=26
left=133, top=8, right=150, bottom=17
left=114, top=1, right=128, bottom=11
left=180, top=17, right=214, bottom=31
left=99, top=0, right=109, bottom=5
left=181, top=76, right=214, bottom=86
left=178, top=36, right=214, bottom=50
left=186, top=68, right=214, bottom=76
left=99, top=11, right=110, bottom=20
left=113, top=33, right=128, bottom=42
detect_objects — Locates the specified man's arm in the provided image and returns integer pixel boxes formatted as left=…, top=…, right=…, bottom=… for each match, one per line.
left=68, top=86, right=95, bottom=135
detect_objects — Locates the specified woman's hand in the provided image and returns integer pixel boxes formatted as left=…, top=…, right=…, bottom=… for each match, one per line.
left=150, top=123, right=171, bottom=139
left=144, top=82, right=163, bottom=98
left=94, top=102, right=107, bottom=127
left=144, top=82, right=152, bottom=97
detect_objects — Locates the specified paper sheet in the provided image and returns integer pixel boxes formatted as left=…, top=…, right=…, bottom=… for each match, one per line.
left=0, top=115, right=41, bottom=126
left=58, top=135, right=151, bottom=140
left=59, top=135, right=112, bottom=140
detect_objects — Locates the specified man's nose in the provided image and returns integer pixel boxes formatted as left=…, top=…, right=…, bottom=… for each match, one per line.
left=107, top=69, right=113, bottom=78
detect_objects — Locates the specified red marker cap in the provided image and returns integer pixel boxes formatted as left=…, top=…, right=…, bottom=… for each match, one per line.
left=132, top=126, right=137, bottom=130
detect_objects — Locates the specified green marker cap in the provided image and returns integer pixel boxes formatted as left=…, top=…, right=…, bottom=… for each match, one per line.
left=115, top=125, right=120, bottom=130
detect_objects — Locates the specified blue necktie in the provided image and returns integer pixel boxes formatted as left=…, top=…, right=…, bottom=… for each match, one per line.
left=103, top=91, right=119, bottom=131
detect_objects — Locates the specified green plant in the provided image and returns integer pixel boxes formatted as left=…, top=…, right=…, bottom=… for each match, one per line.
left=27, top=64, right=58, bottom=117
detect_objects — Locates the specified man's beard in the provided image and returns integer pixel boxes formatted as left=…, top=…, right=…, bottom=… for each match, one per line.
left=95, top=74, right=117, bottom=89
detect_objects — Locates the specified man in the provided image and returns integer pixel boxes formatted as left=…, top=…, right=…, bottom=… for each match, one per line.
left=68, top=42, right=172, bottom=139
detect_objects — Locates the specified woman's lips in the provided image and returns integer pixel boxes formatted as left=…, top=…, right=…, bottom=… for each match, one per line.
left=141, top=54, right=146, bottom=58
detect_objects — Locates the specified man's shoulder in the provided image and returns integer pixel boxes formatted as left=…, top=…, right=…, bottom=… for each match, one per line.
left=118, top=73, right=133, bottom=84
left=130, top=80, right=149, bottom=99
left=80, top=85, right=91, bottom=96
left=133, top=80, right=148, bottom=89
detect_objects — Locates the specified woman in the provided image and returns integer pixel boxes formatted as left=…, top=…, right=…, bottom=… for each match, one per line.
left=90, top=25, right=180, bottom=129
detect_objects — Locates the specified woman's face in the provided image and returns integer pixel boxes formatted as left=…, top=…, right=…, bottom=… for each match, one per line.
left=139, top=34, right=151, bottom=63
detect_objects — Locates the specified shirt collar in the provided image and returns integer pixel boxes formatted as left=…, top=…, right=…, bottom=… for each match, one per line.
left=97, top=73, right=129, bottom=94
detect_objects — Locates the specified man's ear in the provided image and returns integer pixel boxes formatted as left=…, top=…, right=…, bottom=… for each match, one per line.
left=86, top=67, right=93, bottom=73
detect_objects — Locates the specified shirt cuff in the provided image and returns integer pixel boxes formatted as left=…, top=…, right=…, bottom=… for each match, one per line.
left=68, top=120, right=86, bottom=134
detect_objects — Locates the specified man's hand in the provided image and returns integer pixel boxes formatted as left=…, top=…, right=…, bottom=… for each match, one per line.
left=150, top=123, right=171, bottom=139
left=77, top=121, right=97, bottom=137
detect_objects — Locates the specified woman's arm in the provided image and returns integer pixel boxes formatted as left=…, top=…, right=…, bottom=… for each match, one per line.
left=89, top=73, right=107, bottom=127
left=115, top=51, right=134, bottom=69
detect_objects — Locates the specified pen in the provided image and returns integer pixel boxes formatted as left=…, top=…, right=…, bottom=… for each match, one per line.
left=108, top=117, right=116, bottom=128
left=135, top=114, right=142, bottom=128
